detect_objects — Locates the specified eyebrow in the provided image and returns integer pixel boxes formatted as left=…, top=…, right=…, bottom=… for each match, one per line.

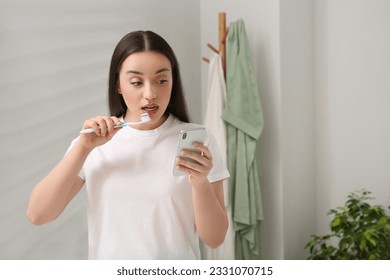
left=125, top=68, right=170, bottom=75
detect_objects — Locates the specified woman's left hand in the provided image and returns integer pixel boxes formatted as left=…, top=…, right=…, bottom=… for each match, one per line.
left=175, top=142, right=213, bottom=187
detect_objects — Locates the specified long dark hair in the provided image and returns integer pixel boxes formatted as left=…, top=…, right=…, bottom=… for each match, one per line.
left=108, top=31, right=190, bottom=122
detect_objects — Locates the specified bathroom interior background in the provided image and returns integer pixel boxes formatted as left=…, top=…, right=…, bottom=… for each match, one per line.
left=1, top=0, right=389, bottom=259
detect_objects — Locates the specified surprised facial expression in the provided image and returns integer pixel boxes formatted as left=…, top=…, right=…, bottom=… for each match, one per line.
left=118, top=51, right=173, bottom=130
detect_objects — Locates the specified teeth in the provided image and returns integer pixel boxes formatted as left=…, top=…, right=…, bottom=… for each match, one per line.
left=142, top=106, right=157, bottom=111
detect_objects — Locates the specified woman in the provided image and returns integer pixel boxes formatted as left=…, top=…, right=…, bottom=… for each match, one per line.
left=27, top=31, right=229, bottom=259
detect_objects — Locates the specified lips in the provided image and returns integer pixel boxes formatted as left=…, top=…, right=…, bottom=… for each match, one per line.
left=141, top=103, right=159, bottom=114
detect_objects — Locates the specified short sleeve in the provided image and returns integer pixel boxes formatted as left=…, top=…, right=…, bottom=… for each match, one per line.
left=204, top=129, right=230, bottom=183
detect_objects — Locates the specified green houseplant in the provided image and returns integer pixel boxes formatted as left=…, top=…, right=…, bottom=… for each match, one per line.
left=305, top=190, right=390, bottom=259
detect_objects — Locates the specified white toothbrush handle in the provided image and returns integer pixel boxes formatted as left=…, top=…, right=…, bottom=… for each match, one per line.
left=79, top=122, right=124, bottom=134
left=79, top=121, right=145, bottom=134
left=79, top=128, right=96, bottom=134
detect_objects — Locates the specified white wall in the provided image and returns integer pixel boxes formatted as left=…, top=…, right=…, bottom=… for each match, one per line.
left=280, top=0, right=316, bottom=259
left=315, top=0, right=390, bottom=234
left=0, top=0, right=200, bottom=259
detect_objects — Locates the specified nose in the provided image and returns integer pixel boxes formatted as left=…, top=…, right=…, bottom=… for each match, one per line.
left=143, top=82, right=156, bottom=100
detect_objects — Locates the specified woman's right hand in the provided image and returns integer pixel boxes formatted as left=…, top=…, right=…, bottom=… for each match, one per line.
left=78, top=116, right=123, bottom=150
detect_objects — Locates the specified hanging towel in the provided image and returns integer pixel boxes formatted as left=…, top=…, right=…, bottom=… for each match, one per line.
left=200, top=53, right=235, bottom=260
left=222, top=19, right=264, bottom=260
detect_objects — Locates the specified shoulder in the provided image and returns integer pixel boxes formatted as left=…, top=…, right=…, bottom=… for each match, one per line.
left=168, top=115, right=205, bottom=134
left=170, top=116, right=212, bottom=137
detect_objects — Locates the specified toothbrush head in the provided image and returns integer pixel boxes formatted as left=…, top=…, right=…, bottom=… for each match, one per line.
left=140, top=113, right=151, bottom=123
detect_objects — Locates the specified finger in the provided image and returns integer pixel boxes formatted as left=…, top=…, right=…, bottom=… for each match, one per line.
left=102, top=117, right=116, bottom=134
left=176, top=155, right=210, bottom=174
left=192, top=143, right=212, bottom=160
left=107, top=117, right=123, bottom=138
left=98, top=117, right=112, bottom=136
left=181, top=149, right=212, bottom=169
left=175, top=160, right=189, bottom=174
left=175, top=159, right=202, bottom=175
left=181, top=150, right=206, bottom=166
left=82, top=116, right=122, bottom=137
left=110, top=116, right=123, bottom=130
left=82, top=119, right=100, bottom=136
left=94, top=116, right=116, bottom=136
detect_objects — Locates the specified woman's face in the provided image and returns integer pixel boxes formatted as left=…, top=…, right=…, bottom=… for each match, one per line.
left=118, top=51, right=173, bottom=130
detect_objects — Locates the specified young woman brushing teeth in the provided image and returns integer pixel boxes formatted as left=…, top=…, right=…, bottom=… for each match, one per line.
left=27, top=30, right=229, bottom=260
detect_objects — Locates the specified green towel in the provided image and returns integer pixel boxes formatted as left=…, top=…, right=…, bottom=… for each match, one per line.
left=222, top=19, right=264, bottom=260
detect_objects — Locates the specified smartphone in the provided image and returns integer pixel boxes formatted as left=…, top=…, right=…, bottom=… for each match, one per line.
left=173, top=128, right=206, bottom=176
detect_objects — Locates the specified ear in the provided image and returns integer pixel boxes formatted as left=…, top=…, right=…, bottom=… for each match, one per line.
left=117, top=86, right=122, bottom=94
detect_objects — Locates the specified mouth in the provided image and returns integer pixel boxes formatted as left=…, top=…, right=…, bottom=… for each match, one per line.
left=141, top=104, right=159, bottom=115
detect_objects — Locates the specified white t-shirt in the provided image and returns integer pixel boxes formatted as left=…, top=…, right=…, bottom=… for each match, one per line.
left=67, top=115, right=229, bottom=259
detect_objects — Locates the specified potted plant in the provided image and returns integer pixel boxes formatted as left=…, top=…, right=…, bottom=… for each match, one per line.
left=305, top=190, right=390, bottom=259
